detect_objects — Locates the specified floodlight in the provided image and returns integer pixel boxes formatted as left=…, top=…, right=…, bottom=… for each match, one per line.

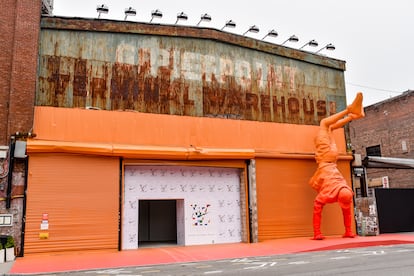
left=262, top=29, right=278, bottom=40
left=197, top=13, right=212, bottom=26
left=281, top=35, right=299, bottom=45
left=150, top=9, right=163, bottom=23
left=221, top=20, right=236, bottom=30
left=175, top=12, right=188, bottom=24
left=315, top=43, right=336, bottom=54
left=96, top=4, right=109, bottom=19
left=124, top=7, right=136, bottom=20
left=299, top=39, right=319, bottom=50
left=243, top=25, right=260, bottom=35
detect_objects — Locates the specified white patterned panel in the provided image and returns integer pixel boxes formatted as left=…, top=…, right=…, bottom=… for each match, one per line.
left=123, top=166, right=242, bottom=249
left=122, top=198, right=138, bottom=249
left=215, top=170, right=242, bottom=243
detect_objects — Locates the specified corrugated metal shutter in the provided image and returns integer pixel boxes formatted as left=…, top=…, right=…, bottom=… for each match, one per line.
left=24, top=153, right=119, bottom=254
left=255, top=158, right=349, bottom=240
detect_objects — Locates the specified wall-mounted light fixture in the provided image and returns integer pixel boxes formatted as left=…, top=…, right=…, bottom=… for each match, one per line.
left=197, top=13, right=212, bottom=26
left=281, top=35, right=299, bottom=45
left=149, top=9, right=163, bottom=23
left=243, top=25, right=260, bottom=36
left=262, top=29, right=278, bottom=40
left=175, top=12, right=188, bottom=24
left=124, top=7, right=136, bottom=20
left=221, top=20, right=236, bottom=30
left=315, top=43, right=336, bottom=54
left=299, top=39, right=319, bottom=50
left=96, top=4, right=109, bottom=19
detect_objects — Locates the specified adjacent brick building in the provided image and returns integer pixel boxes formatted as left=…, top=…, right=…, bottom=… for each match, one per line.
left=349, top=90, right=414, bottom=189
left=0, top=0, right=44, bottom=144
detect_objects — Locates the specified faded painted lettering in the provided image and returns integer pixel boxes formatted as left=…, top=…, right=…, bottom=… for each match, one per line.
left=37, top=39, right=345, bottom=125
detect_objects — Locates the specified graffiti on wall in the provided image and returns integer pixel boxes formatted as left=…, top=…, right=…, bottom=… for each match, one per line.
left=191, top=204, right=211, bottom=226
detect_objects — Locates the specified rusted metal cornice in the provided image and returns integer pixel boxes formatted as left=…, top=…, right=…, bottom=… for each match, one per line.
left=40, top=16, right=346, bottom=71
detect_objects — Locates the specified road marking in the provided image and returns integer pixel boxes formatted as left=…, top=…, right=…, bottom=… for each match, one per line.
left=394, top=249, right=414, bottom=253
left=180, top=262, right=200, bottom=266
left=243, top=261, right=277, bottom=269
left=204, top=270, right=223, bottom=274
left=288, top=261, right=310, bottom=265
left=244, top=262, right=267, bottom=269
left=331, top=256, right=351, bottom=260
left=196, top=265, right=212, bottom=269
left=256, top=256, right=272, bottom=259
left=361, top=250, right=385, bottom=256
left=85, top=268, right=132, bottom=274
left=230, top=258, right=254, bottom=263
left=311, top=254, right=327, bottom=257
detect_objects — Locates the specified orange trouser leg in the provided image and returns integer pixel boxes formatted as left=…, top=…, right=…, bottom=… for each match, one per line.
left=338, top=188, right=356, bottom=238
left=313, top=200, right=325, bottom=240
left=341, top=207, right=356, bottom=238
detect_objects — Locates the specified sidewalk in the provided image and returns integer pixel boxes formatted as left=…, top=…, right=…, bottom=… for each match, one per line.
left=3, top=232, right=414, bottom=275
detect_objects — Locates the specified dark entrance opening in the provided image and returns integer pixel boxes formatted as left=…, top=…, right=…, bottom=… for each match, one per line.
left=138, top=200, right=177, bottom=247
left=375, top=188, right=414, bottom=233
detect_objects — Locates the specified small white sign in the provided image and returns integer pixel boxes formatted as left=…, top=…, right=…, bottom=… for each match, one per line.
left=0, top=215, right=13, bottom=226
left=382, top=176, right=389, bottom=188
left=40, top=222, right=49, bottom=230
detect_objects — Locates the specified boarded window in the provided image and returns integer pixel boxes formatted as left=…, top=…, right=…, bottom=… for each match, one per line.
left=366, top=145, right=381, bottom=157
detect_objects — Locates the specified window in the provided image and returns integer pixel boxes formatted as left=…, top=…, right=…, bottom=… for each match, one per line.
left=366, top=145, right=381, bottom=157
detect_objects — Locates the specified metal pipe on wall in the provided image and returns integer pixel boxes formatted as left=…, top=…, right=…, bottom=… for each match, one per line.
left=6, top=136, right=16, bottom=209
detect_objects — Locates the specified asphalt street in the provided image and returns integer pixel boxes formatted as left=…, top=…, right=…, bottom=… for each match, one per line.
left=26, top=243, right=414, bottom=276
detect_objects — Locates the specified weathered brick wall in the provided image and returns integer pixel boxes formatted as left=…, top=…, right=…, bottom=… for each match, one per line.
left=0, top=0, right=17, bottom=144
left=349, top=91, right=414, bottom=188
left=0, top=0, right=41, bottom=145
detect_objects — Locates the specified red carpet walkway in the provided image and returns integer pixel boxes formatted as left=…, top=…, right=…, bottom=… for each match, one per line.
left=8, top=233, right=414, bottom=274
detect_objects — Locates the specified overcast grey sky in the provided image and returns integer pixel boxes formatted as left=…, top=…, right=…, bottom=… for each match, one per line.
left=52, top=0, right=413, bottom=107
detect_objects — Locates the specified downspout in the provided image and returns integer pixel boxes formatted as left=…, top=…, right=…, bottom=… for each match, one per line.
left=245, top=159, right=253, bottom=243
left=5, top=136, right=16, bottom=209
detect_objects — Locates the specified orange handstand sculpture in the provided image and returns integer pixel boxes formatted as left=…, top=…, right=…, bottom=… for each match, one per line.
left=309, top=92, right=365, bottom=240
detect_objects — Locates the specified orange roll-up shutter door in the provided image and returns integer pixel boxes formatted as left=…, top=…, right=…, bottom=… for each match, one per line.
left=255, top=158, right=348, bottom=240
left=24, top=153, right=119, bottom=255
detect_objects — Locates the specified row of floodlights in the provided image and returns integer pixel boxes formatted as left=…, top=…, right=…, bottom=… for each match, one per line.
left=96, top=5, right=335, bottom=54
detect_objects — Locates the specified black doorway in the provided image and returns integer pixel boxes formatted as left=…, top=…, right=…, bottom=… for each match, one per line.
left=138, top=200, right=177, bottom=247
left=375, top=188, right=414, bottom=233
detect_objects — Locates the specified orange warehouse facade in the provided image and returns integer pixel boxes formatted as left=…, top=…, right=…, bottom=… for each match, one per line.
left=20, top=16, right=354, bottom=255
left=25, top=106, right=353, bottom=254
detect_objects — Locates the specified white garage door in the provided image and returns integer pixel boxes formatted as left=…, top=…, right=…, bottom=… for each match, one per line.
left=123, top=165, right=242, bottom=249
